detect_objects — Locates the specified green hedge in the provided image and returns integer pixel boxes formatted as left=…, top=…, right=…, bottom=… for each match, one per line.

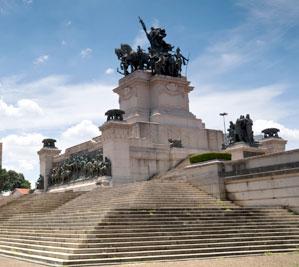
left=189, top=152, right=231, bottom=164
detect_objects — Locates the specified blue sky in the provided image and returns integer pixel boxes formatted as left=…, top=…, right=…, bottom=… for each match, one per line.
left=0, top=0, right=298, bottom=186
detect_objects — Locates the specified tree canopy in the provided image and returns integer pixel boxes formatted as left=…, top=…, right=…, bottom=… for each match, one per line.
left=0, top=168, right=31, bottom=193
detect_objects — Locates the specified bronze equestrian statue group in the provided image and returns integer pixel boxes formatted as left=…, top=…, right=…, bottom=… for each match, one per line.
left=115, top=17, right=189, bottom=78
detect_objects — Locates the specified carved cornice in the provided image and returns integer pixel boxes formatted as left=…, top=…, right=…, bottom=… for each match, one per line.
left=117, top=86, right=137, bottom=100
left=100, top=121, right=132, bottom=141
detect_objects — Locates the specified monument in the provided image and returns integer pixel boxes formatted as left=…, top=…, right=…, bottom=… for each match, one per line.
left=38, top=18, right=226, bottom=190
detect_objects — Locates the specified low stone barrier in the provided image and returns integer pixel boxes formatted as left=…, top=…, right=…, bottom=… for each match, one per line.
left=184, top=160, right=226, bottom=200
left=223, top=149, right=299, bottom=213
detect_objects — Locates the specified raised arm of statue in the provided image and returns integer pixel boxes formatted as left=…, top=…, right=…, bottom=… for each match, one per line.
left=139, top=17, right=147, bottom=34
left=138, top=16, right=152, bottom=44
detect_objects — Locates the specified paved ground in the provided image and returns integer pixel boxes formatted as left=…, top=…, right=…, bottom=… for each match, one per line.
left=0, top=253, right=299, bottom=267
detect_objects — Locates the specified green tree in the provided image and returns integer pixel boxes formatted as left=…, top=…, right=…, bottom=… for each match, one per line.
left=0, top=168, right=31, bottom=193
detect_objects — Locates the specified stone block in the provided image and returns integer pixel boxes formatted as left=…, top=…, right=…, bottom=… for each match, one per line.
left=260, top=137, right=287, bottom=154
left=225, top=142, right=265, bottom=161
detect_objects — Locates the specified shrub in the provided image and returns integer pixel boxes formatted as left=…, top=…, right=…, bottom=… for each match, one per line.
left=189, top=152, right=231, bottom=164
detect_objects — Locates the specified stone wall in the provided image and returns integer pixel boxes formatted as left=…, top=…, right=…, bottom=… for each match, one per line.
left=223, top=149, right=299, bottom=213
left=179, top=149, right=299, bottom=213
left=225, top=170, right=299, bottom=213
left=184, top=161, right=226, bottom=200
left=47, top=176, right=111, bottom=193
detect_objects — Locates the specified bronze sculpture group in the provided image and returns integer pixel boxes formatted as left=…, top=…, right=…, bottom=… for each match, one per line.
left=42, top=138, right=57, bottom=149
left=115, top=17, right=188, bottom=77
left=105, top=109, right=125, bottom=121
left=168, top=138, right=183, bottom=148
left=262, top=128, right=280, bottom=138
left=227, top=114, right=255, bottom=146
left=48, top=152, right=111, bottom=186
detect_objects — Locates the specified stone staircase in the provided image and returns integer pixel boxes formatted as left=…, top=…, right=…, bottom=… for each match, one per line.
left=0, top=174, right=298, bottom=266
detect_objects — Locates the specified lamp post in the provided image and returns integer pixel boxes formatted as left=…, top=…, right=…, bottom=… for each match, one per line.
left=219, top=112, right=228, bottom=147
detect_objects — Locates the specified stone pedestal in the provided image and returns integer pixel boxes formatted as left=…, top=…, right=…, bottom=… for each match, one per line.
left=259, top=138, right=287, bottom=154
left=113, top=71, right=204, bottom=128
left=113, top=71, right=151, bottom=123
left=100, top=121, right=131, bottom=184
left=37, top=147, right=61, bottom=191
left=225, top=142, right=265, bottom=161
left=99, top=71, right=224, bottom=184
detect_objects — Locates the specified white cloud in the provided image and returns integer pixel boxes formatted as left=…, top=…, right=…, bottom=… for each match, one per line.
left=190, top=52, right=245, bottom=80
left=60, top=120, right=99, bottom=151
left=132, top=30, right=148, bottom=49
left=0, top=75, right=117, bottom=131
left=189, top=0, right=299, bottom=84
left=254, top=119, right=299, bottom=148
left=0, top=98, right=43, bottom=119
left=237, top=0, right=299, bottom=25
left=254, top=120, right=299, bottom=150
left=22, top=0, right=33, bottom=5
left=0, top=0, right=15, bottom=15
left=33, top=54, right=49, bottom=65
left=190, top=83, right=289, bottom=130
left=105, top=68, right=114, bottom=75
left=80, top=48, right=92, bottom=59
left=1, top=133, right=45, bottom=185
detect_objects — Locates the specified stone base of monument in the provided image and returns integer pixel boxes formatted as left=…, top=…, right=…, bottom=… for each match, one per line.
left=98, top=71, right=224, bottom=184
left=47, top=176, right=112, bottom=193
left=260, top=137, right=287, bottom=154
left=38, top=71, right=225, bottom=188
left=225, top=142, right=265, bottom=161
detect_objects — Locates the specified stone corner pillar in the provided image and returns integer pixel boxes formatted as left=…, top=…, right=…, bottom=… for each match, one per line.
left=259, top=137, right=287, bottom=154
left=113, top=71, right=152, bottom=123
left=37, top=139, right=61, bottom=191
left=100, top=121, right=131, bottom=184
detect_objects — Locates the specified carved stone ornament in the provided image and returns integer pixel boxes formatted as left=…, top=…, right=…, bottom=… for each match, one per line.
left=165, top=83, right=181, bottom=96
left=121, top=86, right=135, bottom=100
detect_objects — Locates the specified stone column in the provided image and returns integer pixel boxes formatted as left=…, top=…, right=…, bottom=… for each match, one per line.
left=100, top=121, right=131, bottom=184
left=37, top=139, right=61, bottom=191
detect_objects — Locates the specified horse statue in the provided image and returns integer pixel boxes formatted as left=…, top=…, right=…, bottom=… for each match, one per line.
left=115, top=44, right=149, bottom=75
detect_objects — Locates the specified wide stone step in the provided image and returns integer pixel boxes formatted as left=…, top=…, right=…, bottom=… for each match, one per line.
left=2, top=214, right=298, bottom=224
left=67, top=244, right=299, bottom=260
left=2, top=234, right=299, bottom=249
left=97, top=220, right=299, bottom=226
left=0, top=213, right=290, bottom=223
left=0, top=247, right=296, bottom=266
left=2, top=217, right=297, bottom=227
left=1, top=238, right=299, bottom=255
left=2, top=243, right=297, bottom=261
left=0, top=225, right=299, bottom=237
left=1, top=230, right=298, bottom=244
left=1, top=221, right=298, bottom=233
